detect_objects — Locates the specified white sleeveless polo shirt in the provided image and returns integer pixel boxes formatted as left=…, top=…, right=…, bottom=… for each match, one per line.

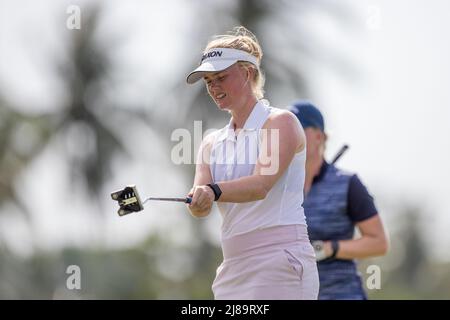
left=209, top=100, right=307, bottom=239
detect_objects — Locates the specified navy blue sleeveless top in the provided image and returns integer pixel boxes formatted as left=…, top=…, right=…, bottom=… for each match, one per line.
left=303, top=161, right=378, bottom=299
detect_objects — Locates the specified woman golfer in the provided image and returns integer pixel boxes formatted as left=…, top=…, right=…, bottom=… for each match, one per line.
left=186, top=26, right=319, bottom=300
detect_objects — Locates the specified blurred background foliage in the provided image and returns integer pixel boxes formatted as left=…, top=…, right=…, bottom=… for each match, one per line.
left=0, top=0, right=449, bottom=299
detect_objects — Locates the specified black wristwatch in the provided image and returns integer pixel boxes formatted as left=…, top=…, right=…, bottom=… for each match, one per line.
left=207, top=183, right=222, bottom=201
left=330, top=240, right=340, bottom=259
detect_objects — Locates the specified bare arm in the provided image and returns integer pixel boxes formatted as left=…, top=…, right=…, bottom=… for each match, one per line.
left=187, top=133, right=215, bottom=218
left=188, top=111, right=305, bottom=216
left=217, top=111, right=305, bottom=202
left=323, top=215, right=389, bottom=259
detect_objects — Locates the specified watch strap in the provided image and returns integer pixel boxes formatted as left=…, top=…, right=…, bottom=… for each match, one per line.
left=207, top=183, right=222, bottom=201
left=330, top=240, right=340, bottom=259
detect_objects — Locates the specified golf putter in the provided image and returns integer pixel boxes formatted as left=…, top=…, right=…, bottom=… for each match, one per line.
left=111, top=185, right=192, bottom=216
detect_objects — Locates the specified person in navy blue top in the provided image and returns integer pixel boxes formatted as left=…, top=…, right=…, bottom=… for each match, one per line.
left=289, top=101, right=389, bottom=300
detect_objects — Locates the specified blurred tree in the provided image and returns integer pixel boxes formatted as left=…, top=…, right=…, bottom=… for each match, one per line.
left=0, top=4, right=142, bottom=298
left=0, top=99, right=53, bottom=216
left=55, top=4, right=129, bottom=195
left=0, top=4, right=129, bottom=214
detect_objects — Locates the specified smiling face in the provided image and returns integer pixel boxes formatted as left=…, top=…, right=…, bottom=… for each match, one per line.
left=203, top=63, right=254, bottom=111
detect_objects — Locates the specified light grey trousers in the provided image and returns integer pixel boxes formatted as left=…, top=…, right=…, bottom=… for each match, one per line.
left=212, top=225, right=319, bottom=300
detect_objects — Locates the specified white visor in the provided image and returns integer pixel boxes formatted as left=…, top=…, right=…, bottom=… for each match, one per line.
left=186, top=48, right=259, bottom=84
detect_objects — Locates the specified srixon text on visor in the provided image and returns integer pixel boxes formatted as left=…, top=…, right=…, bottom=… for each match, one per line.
left=202, top=51, right=223, bottom=61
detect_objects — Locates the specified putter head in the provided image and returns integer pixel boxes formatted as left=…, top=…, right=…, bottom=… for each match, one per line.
left=110, top=185, right=144, bottom=216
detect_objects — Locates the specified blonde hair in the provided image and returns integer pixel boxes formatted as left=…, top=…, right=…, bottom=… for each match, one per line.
left=205, top=26, right=265, bottom=99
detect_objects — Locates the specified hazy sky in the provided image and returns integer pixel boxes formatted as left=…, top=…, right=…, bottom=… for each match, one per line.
left=1, top=0, right=449, bottom=260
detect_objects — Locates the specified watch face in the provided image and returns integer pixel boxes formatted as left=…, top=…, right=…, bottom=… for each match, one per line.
left=312, top=241, right=324, bottom=251
left=311, top=240, right=328, bottom=261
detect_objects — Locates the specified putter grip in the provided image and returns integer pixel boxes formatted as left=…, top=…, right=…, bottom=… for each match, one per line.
left=186, top=197, right=192, bottom=204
